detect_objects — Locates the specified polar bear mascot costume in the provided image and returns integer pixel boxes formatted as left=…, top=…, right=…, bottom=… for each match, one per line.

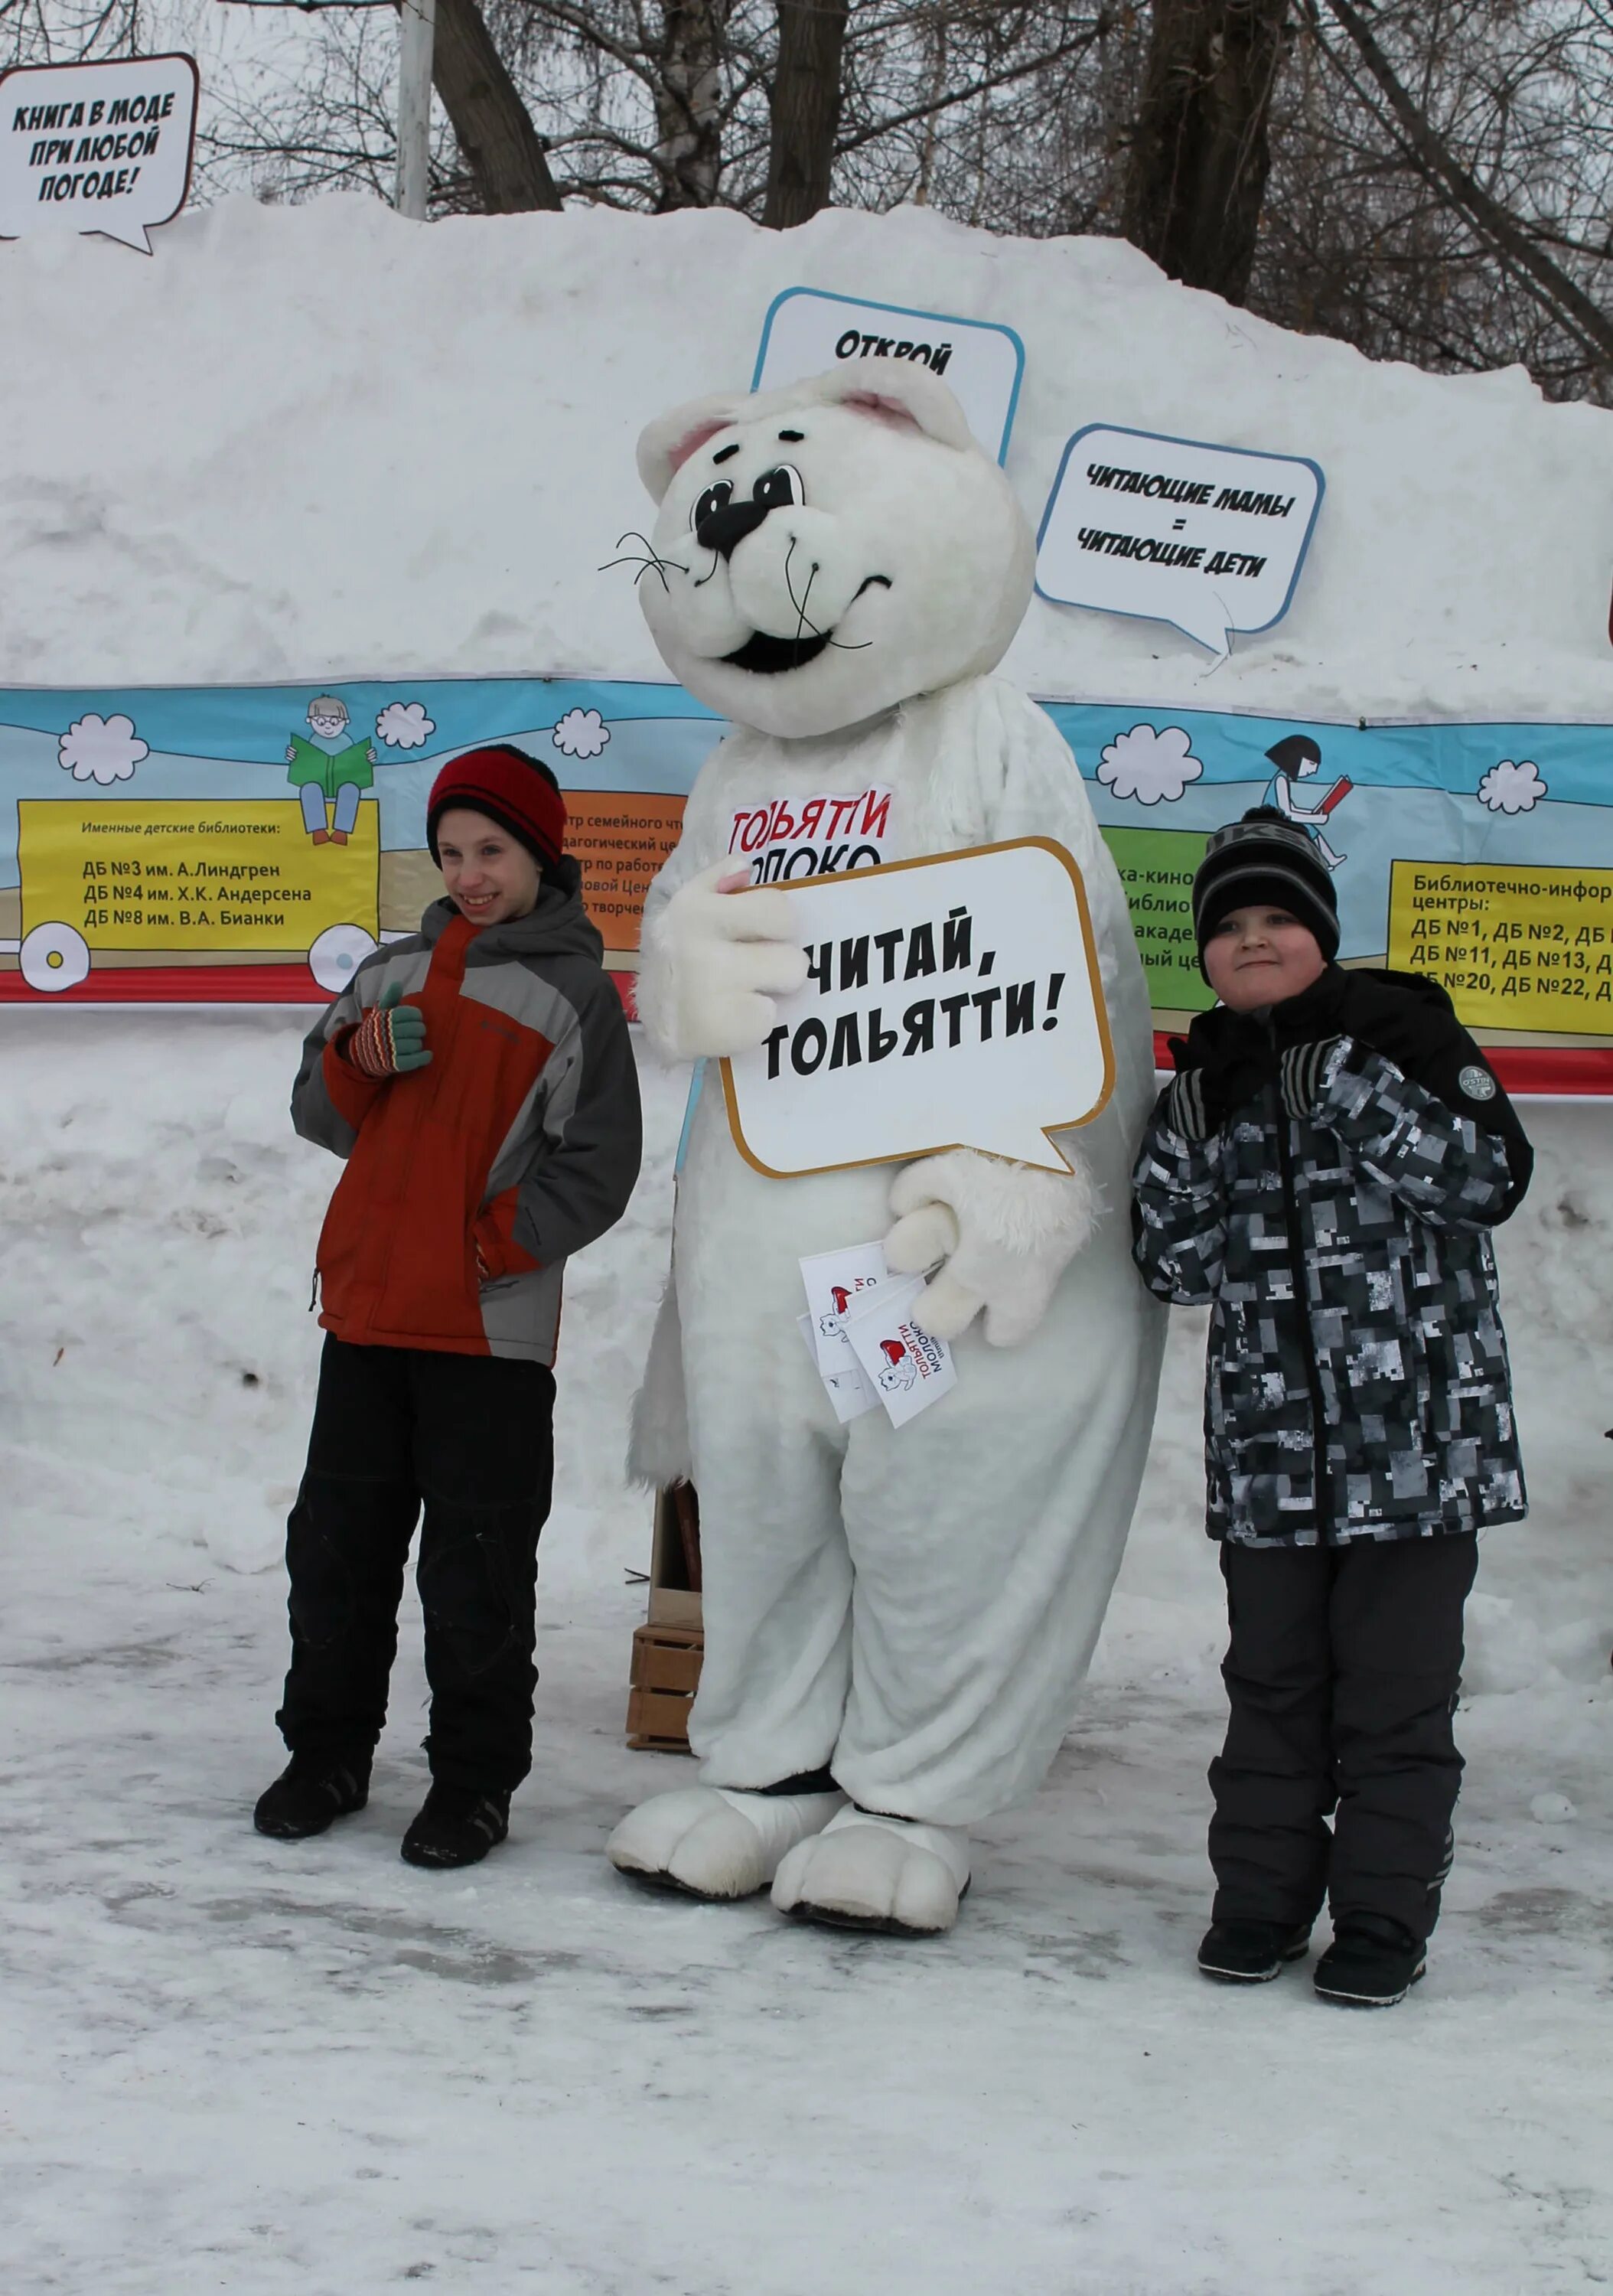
left=608, top=357, right=1165, bottom=1933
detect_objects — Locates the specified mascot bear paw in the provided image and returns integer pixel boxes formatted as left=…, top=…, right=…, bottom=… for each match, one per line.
left=771, top=1808, right=972, bottom=1936
left=605, top=1784, right=844, bottom=1900
left=634, top=861, right=808, bottom=1062
left=885, top=1147, right=1102, bottom=1345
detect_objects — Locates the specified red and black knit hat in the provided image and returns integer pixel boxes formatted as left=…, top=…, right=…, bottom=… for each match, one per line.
left=426, top=745, right=566, bottom=871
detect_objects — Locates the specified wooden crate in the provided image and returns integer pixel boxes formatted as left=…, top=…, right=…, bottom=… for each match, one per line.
left=647, top=1479, right=703, bottom=1629
left=627, top=1479, right=705, bottom=1752
left=625, top=1622, right=705, bottom=1753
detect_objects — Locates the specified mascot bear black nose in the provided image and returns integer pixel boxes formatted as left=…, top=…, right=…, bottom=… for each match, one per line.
left=697, top=497, right=771, bottom=559
left=696, top=464, right=807, bottom=559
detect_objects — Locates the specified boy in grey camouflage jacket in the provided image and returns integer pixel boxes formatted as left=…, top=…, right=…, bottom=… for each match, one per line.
left=1132, top=809, right=1531, bottom=2008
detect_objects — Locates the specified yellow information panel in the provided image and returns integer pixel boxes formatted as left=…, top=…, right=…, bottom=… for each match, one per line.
left=1388, top=859, right=1613, bottom=1036
left=20, top=800, right=380, bottom=954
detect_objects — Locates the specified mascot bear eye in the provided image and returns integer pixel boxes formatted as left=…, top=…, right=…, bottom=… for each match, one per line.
left=751, top=465, right=806, bottom=512
left=691, top=481, right=733, bottom=530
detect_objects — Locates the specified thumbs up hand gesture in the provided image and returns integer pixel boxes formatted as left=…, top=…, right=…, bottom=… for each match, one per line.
left=347, top=980, right=432, bottom=1079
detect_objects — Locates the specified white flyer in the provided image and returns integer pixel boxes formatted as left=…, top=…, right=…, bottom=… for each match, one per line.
left=798, top=1242, right=890, bottom=1378
left=796, top=1315, right=877, bottom=1425
left=842, top=1275, right=958, bottom=1430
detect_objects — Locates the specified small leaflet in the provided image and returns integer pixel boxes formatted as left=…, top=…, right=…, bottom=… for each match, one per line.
left=842, top=1275, right=957, bottom=1429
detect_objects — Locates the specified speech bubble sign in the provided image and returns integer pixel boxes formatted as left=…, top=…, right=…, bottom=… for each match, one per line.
left=721, top=840, right=1113, bottom=1179
left=753, top=288, right=1025, bottom=465
left=1035, top=423, right=1324, bottom=657
left=0, top=54, right=199, bottom=255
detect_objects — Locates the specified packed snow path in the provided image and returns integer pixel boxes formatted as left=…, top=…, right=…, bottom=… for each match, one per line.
left=2, top=1016, right=1610, bottom=2294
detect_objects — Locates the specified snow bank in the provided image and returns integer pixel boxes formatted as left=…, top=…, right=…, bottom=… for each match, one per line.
left=4, top=193, right=1612, bottom=725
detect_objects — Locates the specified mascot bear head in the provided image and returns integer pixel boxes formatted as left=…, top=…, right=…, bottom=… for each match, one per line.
left=633, top=358, right=1034, bottom=741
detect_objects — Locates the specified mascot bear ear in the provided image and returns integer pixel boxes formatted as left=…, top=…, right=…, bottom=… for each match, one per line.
left=637, top=357, right=978, bottom=502
left=637, top=394, right=750, bottom=504
left=811, top=357, right=976, bottom=452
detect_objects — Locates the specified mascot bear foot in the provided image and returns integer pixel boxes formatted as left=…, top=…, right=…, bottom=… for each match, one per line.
left=771, top=1808, right=971, bottom=1936
left=606, top=1786, right=844, bottom=1900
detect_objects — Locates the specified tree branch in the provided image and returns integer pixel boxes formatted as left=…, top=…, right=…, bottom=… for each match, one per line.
left=432, top=0, right=563, bottom=213
left=1315, top=0, right=1613, bottom=367
left=832, top=18, right=1113, bottom=159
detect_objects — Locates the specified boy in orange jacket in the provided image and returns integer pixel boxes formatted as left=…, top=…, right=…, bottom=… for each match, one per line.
left=256, top=745, right=641, bottom=1867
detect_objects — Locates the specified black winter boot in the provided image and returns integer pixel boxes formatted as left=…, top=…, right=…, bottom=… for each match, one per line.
left=254, top=1756, right=370, bottom=1841
left=1198, top=1918, right=1313, bottom=1984
left=1315, top=1914, right=1427, bottom=2007
left=400, top=1783, right=511, bottom=1869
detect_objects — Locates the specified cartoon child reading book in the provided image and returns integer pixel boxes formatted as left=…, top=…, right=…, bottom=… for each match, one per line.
left=286, top=697, right=376, bottom=846
left=1262, top=733, right=1350, bottom=871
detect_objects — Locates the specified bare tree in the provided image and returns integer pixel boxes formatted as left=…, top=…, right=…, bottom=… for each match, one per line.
left=2, top=0, right=144, bottom=64
left=763, top=0, right=851, bottom=226
left=1251, top=2, right=1613, bottom=399
left=1123, top=0, right=1292, bottom=302
left=831, top=6, right=1127, bottom=232
left=474, top=0, right=764, bottom=209
left=651, top=1, right=735, bottom=207
left=1307, top=0, right=1613, bottom=370
left=196, top=11, right=419, bottom=209
left=434, top=0, right=564, bottom=212
left=175, top=2, right=1126, bottom=227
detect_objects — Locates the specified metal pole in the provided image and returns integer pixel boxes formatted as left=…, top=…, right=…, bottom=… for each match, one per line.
left=396, top=0, right=437, bottom=219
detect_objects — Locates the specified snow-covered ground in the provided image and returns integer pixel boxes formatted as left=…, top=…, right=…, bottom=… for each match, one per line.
left=2, top=1016, right=1609, bottom=2295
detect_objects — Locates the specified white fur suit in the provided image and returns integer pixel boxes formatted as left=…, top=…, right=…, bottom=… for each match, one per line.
left=608, top=360, right=1165, bottom=1933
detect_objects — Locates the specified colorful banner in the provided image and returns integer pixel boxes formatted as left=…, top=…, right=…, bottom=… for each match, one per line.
left=3, top=679, right=1609, bottom=1092
left=0, top=679, right=711, bottom=1003
left=1054, top=700, right=1613, bottom=1096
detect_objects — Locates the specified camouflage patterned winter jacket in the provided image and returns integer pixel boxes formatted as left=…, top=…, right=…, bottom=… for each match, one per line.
left=1131, top=968, right=1531, bottom=1548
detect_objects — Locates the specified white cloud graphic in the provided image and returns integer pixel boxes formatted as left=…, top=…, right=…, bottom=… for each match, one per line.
left=1097, top=722, right=1203, bottom=807
left=375, top=700, right=436, bottom=749
left=58, top=713, right=149, bottom=785
left=550, top=707, right=611, bottom=761
left=1478, top=758, right=1547, bottom=814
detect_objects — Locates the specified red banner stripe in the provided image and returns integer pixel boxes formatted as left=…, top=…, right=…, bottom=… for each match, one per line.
left=0, top=960, right=643, bottom=1014
left=1152, top=1031, right=1613, bottom=1099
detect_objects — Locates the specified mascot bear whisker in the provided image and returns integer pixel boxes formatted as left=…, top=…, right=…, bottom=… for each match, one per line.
left=608, top=359, right=1165, bottom=1935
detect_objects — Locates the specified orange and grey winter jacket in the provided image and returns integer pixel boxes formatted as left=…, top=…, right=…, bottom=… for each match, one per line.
left=292, top=866, right=641, bottom=1365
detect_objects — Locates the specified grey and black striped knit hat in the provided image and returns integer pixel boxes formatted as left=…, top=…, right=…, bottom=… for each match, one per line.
left=1191, top=807, right=1339, bottom=980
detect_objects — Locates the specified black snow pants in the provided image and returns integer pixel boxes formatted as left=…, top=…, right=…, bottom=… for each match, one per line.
left=1208, top=1532, right=1478, bottom=1944
left=275, top=1335, right=556, bottom=1795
